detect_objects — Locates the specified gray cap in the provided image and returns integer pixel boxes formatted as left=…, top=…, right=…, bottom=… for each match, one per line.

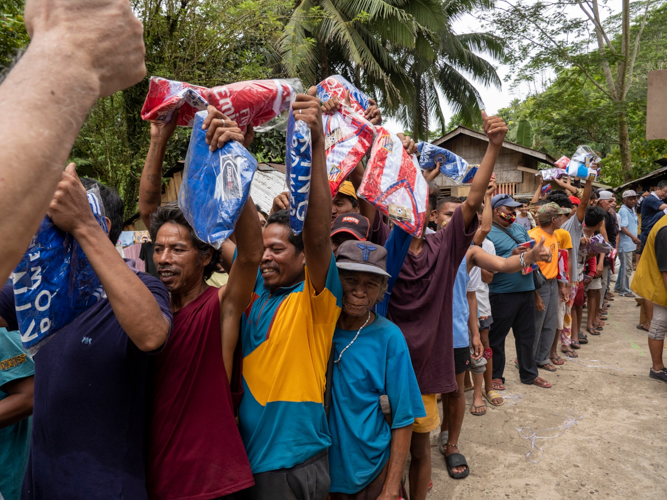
left=336, top=240, right=390, bottom=277
left=598, top=191, right=614, bottom=200
left=622, top=189, right=638, bottom=198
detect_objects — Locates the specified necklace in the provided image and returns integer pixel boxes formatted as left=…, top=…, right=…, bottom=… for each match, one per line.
left=334, top=311, right=371, bottom=369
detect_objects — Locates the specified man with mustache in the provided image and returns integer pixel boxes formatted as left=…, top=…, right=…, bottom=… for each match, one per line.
left=139, top=109, right=263, bottom=500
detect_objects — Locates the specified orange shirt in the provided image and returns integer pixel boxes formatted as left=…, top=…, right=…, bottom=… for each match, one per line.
left=529, top=227, right=559, bottom=279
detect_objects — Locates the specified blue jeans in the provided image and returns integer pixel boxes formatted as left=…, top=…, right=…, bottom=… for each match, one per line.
left=614, top=251, right=634, bottom=295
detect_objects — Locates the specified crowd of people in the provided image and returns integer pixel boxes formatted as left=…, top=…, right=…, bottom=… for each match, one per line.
left=0, top=2, right=664, bottom=500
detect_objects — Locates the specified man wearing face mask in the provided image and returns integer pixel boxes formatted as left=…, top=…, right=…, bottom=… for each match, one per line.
left=486, top=194, right=552, bottom=392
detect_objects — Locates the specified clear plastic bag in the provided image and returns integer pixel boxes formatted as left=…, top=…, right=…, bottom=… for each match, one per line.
left=358, top=127, right=428, bottom=237
left=141, top=76, right=302, bottom=130
left=416, top=142, right=469, bottom=184
left=316, top=75, right=371, bottom=115
left=568, top=145, right=600, bottom=179
left=12, top=187, right=108, bottom=356
left=555, top=156, right=570, bottom=169
left=322, top=104, right=375, bottom=196
left=538, top=168, right=567, bottom=181
left=285, top=111, right=312, bottom=235
left=179, top=111, right=258, bottom=249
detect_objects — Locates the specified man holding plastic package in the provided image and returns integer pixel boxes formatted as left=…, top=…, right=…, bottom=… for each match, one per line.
left=0, top=166, right=172, bottom=499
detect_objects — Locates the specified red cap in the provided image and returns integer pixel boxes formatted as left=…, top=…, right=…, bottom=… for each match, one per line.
left=569, top=196, right=581, bottom=206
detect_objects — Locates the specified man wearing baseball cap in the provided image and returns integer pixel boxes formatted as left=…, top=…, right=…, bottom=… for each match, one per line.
left=328, top=240, right=424, bottom=499
left=330, top=213, right=370, bottom=255
left=615, top=190, right=640, bottom=297
left=597, top=191, right=618, bottom=304
left=487, top=194, right=552, bottom=390
left=332, top=181, right=361, bottom=222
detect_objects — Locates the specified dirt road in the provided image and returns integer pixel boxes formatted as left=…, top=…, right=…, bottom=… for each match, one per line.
left=423, top=295, right=667, bottom=499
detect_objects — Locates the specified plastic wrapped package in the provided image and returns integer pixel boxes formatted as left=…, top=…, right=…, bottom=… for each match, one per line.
left=141, top=76, right=301, bottom=130
left=316, top=75, right=371, bottom=115
left=461, top=165, right=479, bottom=184
left=285, top=111, right=312, bottom=235
left=581, top=234, right=612, bottom=255
left=358, top=127, right=428, bottom=237
left=566, top=161, right=599, bottom=180
left=13, top=188, right=108, bottom=355
left=555, top=156, right=570, bottom=169
left=538, top=168, right=567, bottom=181
left=179, top=111, right=258, bottom=249
left=322, top=104, right=375, bottom=196
left=416, top=142, right=469, bottom=183
left=568, top=145, right=600, bottom=179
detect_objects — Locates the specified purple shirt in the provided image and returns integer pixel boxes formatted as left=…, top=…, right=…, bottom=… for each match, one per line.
left=372, top=207, right=478, bottom=394
left=0, top=268, right=172, bottom=500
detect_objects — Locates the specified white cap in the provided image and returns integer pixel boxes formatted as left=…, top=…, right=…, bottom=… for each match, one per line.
left=622, top=190, right=638, bottom=198
left=598, top=191, right=613, bottom=200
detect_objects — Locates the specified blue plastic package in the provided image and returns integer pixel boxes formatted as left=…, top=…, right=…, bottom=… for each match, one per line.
left=462, top=165, right=479, bottom=184
left=179, top=111, right=258, bottom=249
left=285, top=110, right=312, bottom=235
left=13, top=188, right=107, bottom=355
left=416, top=142, right=469, bottom=182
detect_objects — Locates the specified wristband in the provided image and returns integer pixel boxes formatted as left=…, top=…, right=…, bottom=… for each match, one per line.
left=519, top=252, right=527, bottom=269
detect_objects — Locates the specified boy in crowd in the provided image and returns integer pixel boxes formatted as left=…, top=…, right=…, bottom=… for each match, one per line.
left=328, top=241, right=424, bottom=499
left=515, top=202, right=534, bottom=230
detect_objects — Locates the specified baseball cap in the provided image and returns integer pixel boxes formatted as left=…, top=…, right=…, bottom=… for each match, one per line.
left=622, top=189, right=638, bottom=198
left=331, top=213, right=370, bottom=241
left=569, top=196, right=581, bottom=206
left=337, top=180, right=358, bottom=200
left=336, top=240, right=391, bottom=277
left=537, top=202, right=570, bottom=221
left=491, top=194, right=522, bottom=209
left=598, top=191, right=613, bottom=201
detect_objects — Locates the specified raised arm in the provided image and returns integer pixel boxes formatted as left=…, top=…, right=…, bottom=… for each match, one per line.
left=298, top=90, right=332, bottom=293
left=139, top=110, right=180, bottom=228
left=0, top=0, right=146, bottom=285
left=220, top=197, right=263, bottom=383
left=461, top=112, right=508, bottom=229
left=473, top=178, right=496, bottom=245
left=575, top=178, right=593, bottom=223
left=49, top=165, right=170, bottom=352
left=553, top=176, right=578, bottom=196
left=422, top=165, right=441, bottom=183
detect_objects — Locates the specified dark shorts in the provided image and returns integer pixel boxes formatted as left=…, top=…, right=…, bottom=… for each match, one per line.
left=454, top=347, right=471, bottom=375
left=479, top=316, right=493, bottom=331
left=230, top=451, right=330, bottom=500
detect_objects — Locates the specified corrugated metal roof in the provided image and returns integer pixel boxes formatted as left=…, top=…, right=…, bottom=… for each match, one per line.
left=251, top=166, right=286, bottom=214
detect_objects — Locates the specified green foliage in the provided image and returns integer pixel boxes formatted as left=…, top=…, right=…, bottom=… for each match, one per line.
left=515, top=118, right=532, bottom=147
left=0, top=0, right=29, bottom=72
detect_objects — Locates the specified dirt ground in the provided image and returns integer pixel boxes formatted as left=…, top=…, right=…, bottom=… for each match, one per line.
left=420, top=293, right=667, bottom=499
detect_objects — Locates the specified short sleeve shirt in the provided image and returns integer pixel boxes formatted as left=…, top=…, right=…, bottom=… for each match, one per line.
left=239, top=256, right=343, bottom=473
left=641, top=193, right=667, bottom=241
left=328, top=315, right=425, bottom=494
left=487, top=223, right=534, bottom=294
left=529, top=227, right=560, bottom=279
left=0, top=328, right=34, bottom=500
left=452, top=257, right=471, bottom=349
left=618, top=205, right=638, bottom=253
left=468, top=239, right=494, bottom=317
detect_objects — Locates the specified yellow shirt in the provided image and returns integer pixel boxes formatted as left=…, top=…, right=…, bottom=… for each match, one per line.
left=555, top=228, right=572, bottom=251
left=529, top=226, right=559, bottom=279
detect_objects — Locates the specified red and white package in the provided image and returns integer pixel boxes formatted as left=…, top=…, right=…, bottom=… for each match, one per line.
left=316, top=75, right=369, bottom=115
left=358, top=127, right=428, bottom=237
left=141, top=76, right=299, bottom=129
left=323, top=105, right=375, bottom=196
left=555, top=156, right=570, bottom=169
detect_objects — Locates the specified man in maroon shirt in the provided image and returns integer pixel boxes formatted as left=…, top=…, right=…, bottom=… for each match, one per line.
left=363, top=112, right=508, bottom=500
left=140, top=109, right=264, bottom=500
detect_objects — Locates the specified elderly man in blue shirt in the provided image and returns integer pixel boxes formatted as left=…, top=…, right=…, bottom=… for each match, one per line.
left=616, top=190, right=641, bottom=297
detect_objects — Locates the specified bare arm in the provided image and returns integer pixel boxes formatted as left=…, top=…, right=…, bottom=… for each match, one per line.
left=461, top=112, right=508, bottom=228
left=473, top=178, right=496, bottom=245
left=0, top=376, right=33, bottom=429
left=377, top=424, right=412, bottom=500
left=553, top=177, right=578, bottom=196
left=531, top=178, right=545, bottom=204
left=481, top=269, right=494, bottom=283
left=423, top=167, right=441, bottom=183
left=468, top=236, right=551, bottom=274
left=220, top=197, right=263, bottom=383
left=0, top=0, right=146, bottom=285
left=50, top=165, right=170, bottom=352
left=575, top=178, right=593, bottom=223
left=467, top=291, right=483, bottom=359
left=299, top=90, right=332, bottom=294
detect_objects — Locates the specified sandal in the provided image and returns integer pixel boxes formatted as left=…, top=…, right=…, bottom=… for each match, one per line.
left=537, top=363, right=557, bottom=372
left=550, top=356, right=565, bottom=365
left=470, top=403, right=486, bottom=416
left=483, top=390, right=504, bottom=407
left=532, top=376, right=552, bottom=388
left=578, top=332, right=588, bottom=344
left=637, top=324, right=650, bottom=332
left=444, top=444, right=470, bottom=479
left=438, top=431, right=449, bottom=456
left=561, top=347, right=578, bottom=358
left=492, top=378, right=505, bottom=391
left=570, top=341, right=581, bottom=349
left=587, top=328, right=601, bottom=336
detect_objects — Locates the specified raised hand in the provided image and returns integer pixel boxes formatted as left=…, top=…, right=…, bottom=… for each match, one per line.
left=365, top=98, right=382, bottom=125
left=48, top=163, right=97, bottom=236
left=201, top=105, right=244, bottom=152
left=271, top=192, right=290, bottom=215
left=397, top=133, right=417, bottom=155
left=150, top=108, right=180, bottom=144
left=294, top=92, right=324, bottom=146
left=481, top=111, right=508, bottom=147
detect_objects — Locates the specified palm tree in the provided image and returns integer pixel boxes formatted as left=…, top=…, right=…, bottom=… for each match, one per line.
left=391, top=0, right=505, bottom=140
left=278, top=0, right=445, bottom=107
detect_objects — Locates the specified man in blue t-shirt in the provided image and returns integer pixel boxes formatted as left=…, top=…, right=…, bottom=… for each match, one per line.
left=487, top=194, right=552, bottom=391
left=616, top=190, right=640, bottom=297
left=0, top=168, right=172, bottom=500
left=640, top=181, right=667, bottom=247
left=328, top=240, right=424, bottom=499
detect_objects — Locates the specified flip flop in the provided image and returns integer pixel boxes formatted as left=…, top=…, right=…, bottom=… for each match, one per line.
left=532, top=377, right=552, bottom=388
left=578, top=332, right=588, bottom=344
left=587, top=328, right=601, bottom=336
left=637, top=324, right=650, bottom=332
left=438, top=431, right=449, bottom=456
left=483, top=390, right=504, bottom=406
left=550, top=356, right=565, bottom=365
left=492, top=378, right=505, bottom=391
left=445, top=451, right=470, bottom=479
left=561, top=347, right=578, bottom=358
left=470, top=403, right=486, bottom=416
left=537, top=363, right=557, bottom=372
left=570, top=341, right=581, bottom=349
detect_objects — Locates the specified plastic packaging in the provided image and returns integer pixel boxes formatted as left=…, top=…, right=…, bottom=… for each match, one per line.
left=538, top=168, right=567, bottom=181
left=285, top=111, right=312, bottom=235
left=322, top=104, right=375, bottom=196
left=358, top=127, right=428, bottom=237
left=179, top=111, right=258, bottom=249
left=555, top=156, right=570, bottom=169
left=141, top=76, right=302, bottom=130
left=461, top=165, right=479, bottom=184
left=13, top=188, right=108, bottom=355
left=316, top=75, right=371, bottom=114
left=568, top=145, right=600, bottom=179
left=581, top=234, right=612, bottom=255
left=416, top=142, right=469, bottom=183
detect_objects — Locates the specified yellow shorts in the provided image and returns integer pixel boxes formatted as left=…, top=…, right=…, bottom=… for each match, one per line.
left=412, top=394, right=440, bottom=433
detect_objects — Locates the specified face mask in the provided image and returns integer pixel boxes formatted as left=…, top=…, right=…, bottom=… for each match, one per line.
left=499, top=211, right=516, bottom=224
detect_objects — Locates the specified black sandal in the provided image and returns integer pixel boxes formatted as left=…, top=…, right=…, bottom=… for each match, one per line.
left=444, top=444, right=470, bottom=479
left=578, top=332, right=588, bottom=344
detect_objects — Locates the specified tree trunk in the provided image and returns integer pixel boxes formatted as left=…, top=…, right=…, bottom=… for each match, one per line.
left=319, top=39, right=329, bottom=80
left=617, top=106, right=633, bottom=182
